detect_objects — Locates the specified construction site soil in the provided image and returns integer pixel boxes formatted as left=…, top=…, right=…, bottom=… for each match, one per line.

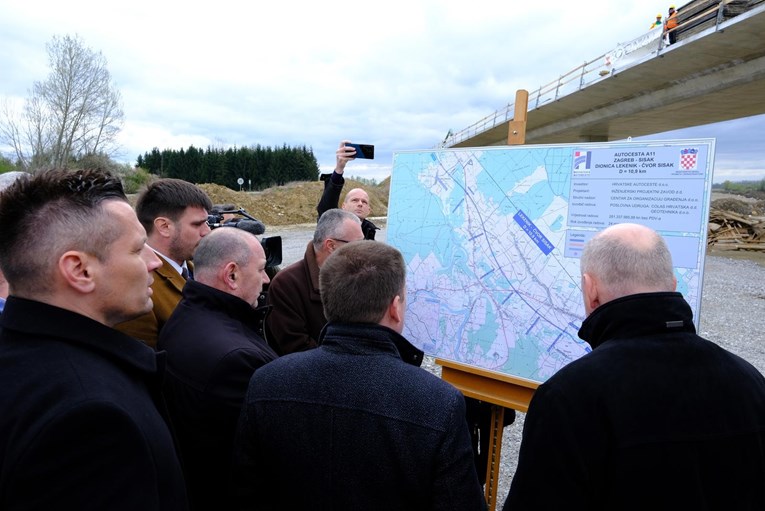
left=196, top=177, right=391, bottom=227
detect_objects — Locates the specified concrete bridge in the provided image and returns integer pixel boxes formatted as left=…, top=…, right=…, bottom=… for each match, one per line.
left=443, top=1, right=765, bottom=148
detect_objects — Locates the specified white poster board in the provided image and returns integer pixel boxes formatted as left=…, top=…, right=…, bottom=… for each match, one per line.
left=386, top=139, right=715, bottom=383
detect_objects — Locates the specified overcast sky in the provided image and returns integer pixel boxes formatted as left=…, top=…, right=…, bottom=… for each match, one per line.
left=1, top=0, right=763, bottom=183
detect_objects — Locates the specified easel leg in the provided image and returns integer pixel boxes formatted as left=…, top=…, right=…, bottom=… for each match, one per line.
left=484, top=405, right=505, bottom=511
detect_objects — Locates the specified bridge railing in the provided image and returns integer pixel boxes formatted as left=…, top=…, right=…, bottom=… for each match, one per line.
left=437, top=0, right=737, bottom=148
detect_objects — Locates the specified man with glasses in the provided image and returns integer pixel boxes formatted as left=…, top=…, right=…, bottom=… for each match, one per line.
left=265, top=208, right=363, bottom=354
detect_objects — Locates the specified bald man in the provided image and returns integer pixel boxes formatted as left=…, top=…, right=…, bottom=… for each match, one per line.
left=505, top=223, right=765, bottom=510
left=158, top=227, right=278, bottom=510
left=316, top=140, right=379, bottom=240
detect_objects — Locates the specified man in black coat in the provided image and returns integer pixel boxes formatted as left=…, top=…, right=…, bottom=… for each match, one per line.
left=158, top=227, right=278, bottom=510
left=0, top=169, right=188, bottom=510
left=316, top=140, right=379, bottom=240
left=232, top=241, right=486, bottom=510
left=505, top=223, right=765, bottom=510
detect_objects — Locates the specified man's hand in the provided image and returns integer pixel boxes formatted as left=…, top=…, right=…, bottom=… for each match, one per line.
left=335, top=140, right=357, bottom=174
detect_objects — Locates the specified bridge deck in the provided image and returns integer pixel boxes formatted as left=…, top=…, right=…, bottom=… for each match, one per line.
left=450, top=3, right=765, bottom=147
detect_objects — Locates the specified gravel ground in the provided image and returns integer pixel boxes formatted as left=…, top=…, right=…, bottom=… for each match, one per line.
left=269, top=222, right=765, bottom=506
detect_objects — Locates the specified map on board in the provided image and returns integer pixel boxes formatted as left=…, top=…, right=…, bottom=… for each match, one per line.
left=386, top=140, right=715, bottom=383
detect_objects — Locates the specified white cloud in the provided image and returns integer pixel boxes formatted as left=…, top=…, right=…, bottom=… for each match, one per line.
left=0, top=0, right=761, bottom=184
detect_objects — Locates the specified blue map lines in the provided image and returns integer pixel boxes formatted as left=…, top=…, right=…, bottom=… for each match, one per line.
left=387, top=147, right=589, bottom=383
left=387, top=142, right=711, bottom=383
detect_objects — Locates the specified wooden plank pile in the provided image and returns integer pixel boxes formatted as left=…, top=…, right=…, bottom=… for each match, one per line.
left=708, top=207, right=765, bottom=251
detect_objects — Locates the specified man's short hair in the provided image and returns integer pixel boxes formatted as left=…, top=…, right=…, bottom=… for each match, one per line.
left=320, top=241, right=406, bottom=324
left=580, top=226, right=675, bottom=297
left=136, top=178, right=212, bottom=234
left=193, top=228, right=256, bottom=277
left=313, top=209, right=360, bottom=250
left=0, top=168, right=127, bottom=295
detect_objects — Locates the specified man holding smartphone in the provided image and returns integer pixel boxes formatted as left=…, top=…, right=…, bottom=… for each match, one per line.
left=316, top=140, right=379, bottom=240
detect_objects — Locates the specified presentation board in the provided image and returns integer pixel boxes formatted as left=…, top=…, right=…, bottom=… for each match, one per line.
left=386, top=139, right=715, bottom=383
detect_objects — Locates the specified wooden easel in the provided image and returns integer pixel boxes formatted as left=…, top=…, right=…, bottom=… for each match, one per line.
left=436, top=360, right=538, bottom=510
left=437, top=89, right=538, bottom=511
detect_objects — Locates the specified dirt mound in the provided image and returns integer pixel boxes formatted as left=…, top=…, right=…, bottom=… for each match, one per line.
left=197, top=178, right=390, bottom=226
left=711, top=198, right=755, bottom=216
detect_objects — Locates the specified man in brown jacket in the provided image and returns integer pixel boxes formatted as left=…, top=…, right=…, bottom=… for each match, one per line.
left=265, top=209, right=363, bottom=354
left=116, top=179, right=212, bottom=347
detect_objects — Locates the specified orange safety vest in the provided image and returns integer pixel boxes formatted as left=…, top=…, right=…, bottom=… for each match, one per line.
left=666, top=12, right=678, bottom=30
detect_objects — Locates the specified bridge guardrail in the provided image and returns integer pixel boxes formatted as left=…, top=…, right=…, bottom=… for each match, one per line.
left=437, top=0, right=734, bottom=148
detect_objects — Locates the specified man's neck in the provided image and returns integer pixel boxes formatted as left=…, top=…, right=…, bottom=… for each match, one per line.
left=314, top=246, right=329, bottom=268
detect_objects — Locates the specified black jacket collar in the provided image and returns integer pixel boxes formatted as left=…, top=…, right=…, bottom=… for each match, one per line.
left=0, top=296, right=161, bottom=376
left=319, top=322, right=424, bottom=367
left=180, top=280, right=265, bottom=330
left=578, top=292, right=696, bottom=350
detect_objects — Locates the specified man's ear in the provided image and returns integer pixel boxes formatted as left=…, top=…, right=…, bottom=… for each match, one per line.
left=58, top=251, right=96, bottom=294
left=221, top=261, right=238, bottom=290
left=153, top=216, right=173, bottom=238
left=389, top=295, right=404, bottom=325
left=582, top=273, right=600, bottom=316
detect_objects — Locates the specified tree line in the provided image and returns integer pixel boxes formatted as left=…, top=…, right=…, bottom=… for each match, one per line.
left=137, top=144, right=319, bottom=190
left=713, top=179, right=765, bottom=193
left=0, top=34, right=320, bottom=192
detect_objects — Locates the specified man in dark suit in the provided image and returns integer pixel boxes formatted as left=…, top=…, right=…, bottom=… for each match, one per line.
left=117, top=178, right=212, bottom=347
left=159, top=227, right=278, bottom=510
left=232, top=241, right=486, bottom=510
left=0, top=168, right=188, bottom=510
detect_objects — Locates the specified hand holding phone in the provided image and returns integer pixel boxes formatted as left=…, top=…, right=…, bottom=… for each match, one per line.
left=344, top=143, right=375, bottom=160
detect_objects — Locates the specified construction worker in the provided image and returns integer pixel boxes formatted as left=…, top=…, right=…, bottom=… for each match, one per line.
left=650, top=13, right=663, bottom=30
left=665, top=5, right=679, bottom=44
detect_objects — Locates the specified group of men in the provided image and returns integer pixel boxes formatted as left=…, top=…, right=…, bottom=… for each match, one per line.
left=1, top=141, right=765, bottom=510
left=0, top=145, right=485, bottom=510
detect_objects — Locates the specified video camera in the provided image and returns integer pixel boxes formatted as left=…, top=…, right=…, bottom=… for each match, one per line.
left=207, top=206, right=282, bottom=270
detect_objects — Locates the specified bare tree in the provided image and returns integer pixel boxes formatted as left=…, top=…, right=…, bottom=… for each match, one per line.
left=0, top=34, right=124, bottom=172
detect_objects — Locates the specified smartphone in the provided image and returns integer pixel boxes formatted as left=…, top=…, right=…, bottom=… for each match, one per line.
left=345, top=143, right=375, bottom=160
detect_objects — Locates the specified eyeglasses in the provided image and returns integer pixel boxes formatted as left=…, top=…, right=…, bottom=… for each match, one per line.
left=330, top=238, right=352, bottom=244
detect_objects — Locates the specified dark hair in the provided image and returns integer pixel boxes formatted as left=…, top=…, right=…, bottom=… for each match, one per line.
left=136, top=178, right=212, bottom=234
left=0, top=168, right=127, bottom=294
left=320, top=241, right=406, bottom=324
